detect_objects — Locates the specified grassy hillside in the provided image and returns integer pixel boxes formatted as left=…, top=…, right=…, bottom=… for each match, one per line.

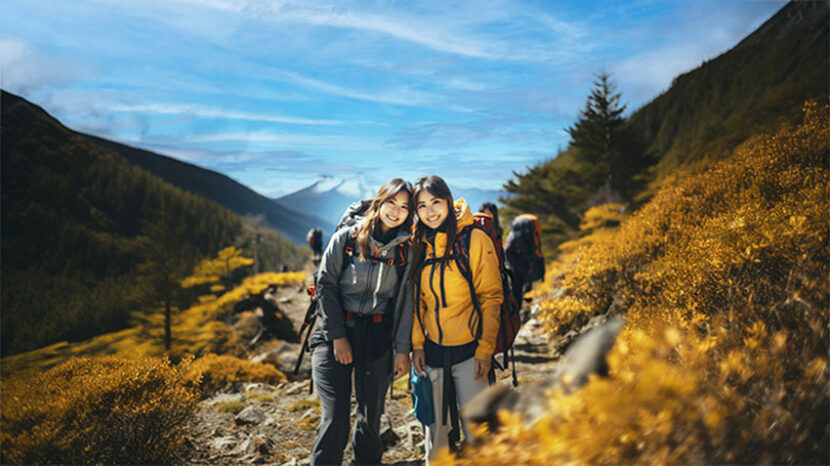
left=501, top=1, right=828, bottom=253
left=0, top=91, right=307, bottom=356
left=628, top=1, right=829, bottom=187
left=458, top=101, right=828, bottom=465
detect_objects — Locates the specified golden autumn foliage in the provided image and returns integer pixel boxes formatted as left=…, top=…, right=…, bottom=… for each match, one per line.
left=185, top=353, right=286, bottom=397
left=446, top=101, right=829, bottom=464
left=1, top=271, right=306, bottom=375
left=0, top=356, right=200, bottom=464
left=181, top=245, right=255, bottom=292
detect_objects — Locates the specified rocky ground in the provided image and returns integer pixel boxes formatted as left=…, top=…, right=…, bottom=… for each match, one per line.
left=185, top=275, right=561, bottom=465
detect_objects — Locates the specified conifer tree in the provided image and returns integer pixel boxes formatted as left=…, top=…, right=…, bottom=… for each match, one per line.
left=566, top=72, right=652, bottom=198
left=138, top=208, right=193, bottom=350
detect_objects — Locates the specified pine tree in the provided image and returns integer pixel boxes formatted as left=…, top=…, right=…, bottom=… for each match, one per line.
left=566, top=72, right=652, bottom=198
left=138, top=208, right=193, bottom=350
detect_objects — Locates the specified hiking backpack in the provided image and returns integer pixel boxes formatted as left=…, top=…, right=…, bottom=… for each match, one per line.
left=507, top=214, right=545, bottom=283
left=415, top=211, right=521, bottom=386
left=306, top=228, right=323, bottom=254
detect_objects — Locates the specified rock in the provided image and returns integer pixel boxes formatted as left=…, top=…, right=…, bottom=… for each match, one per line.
left=209, top=435, right=237, bottom=452
left=286, top=380, right=310, bottom=395
left=463, top=317, right=625, bottom=430
left=203, top=392, right=245, bottom=406
left=244, top=382, right=277, bottom=394
left=236, top=406, right=266, bottom=425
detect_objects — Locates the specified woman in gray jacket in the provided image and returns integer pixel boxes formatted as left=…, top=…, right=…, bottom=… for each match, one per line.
left=309, top=178, right=415, bottom=465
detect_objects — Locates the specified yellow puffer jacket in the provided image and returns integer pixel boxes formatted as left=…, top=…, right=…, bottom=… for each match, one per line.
left=412, top=199, right=503, bottom=361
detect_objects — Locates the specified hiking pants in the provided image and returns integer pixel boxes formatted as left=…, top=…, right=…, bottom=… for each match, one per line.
left=424, top=356, right=489, bottom=463
left=310, top=341, right=393, bottom=466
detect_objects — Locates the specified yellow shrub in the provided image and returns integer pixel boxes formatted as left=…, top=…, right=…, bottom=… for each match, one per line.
left=0, top=356, right=199, bottom=465
left=185, top=353, right=286, bottom=397
left=1, top=271, right=307, bottom=375
left=448, top=102, right=829, bottom=464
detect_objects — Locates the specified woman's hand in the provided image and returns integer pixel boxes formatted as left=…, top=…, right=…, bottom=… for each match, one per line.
left=412, top=349, right=426, bottom=375
left=332, top=337, right=353, bottom=365
left=474, top=358, right=491, bottom=381
left=394, top=353, right=410, bottom=379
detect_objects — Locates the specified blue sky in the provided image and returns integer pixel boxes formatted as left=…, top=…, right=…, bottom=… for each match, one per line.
left=0, top=0, right=784, bottom=197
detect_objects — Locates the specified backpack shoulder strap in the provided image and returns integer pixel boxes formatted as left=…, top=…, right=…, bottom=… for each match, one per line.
left=340, top=227, right=359, bottom=275
left=453, top=226, right=483, bottom=340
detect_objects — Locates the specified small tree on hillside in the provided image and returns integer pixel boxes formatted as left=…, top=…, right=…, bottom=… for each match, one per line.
left=181, top=246, right=254, bottom=296
left=138, top=209, right=194, bottom=351
left=567, top=72, right=652, bottom=198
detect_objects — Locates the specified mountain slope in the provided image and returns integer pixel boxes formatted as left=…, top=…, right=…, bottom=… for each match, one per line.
left=627, top=0, right=829, bottom=182
left=502, top=1, right=828, bottom=251
left=0, top=90, right=307, bottom=355
left=87, top=136, right=333, bottom=244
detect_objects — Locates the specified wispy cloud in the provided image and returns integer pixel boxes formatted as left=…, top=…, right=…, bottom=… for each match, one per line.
left=187, top=131, right=379, bottom=149
left=270, top=68, right=435, bottom=107
left=111, top=102, right=341, bottom=125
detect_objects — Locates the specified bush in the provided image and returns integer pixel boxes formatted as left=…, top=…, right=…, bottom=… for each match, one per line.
left=0, top=356, right=199, bottom=465
left=453, top=102, right=829, bottom=464
left=186, top=353, right=286, bottom=398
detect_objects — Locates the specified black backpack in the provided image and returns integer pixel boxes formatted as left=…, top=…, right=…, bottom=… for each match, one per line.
left=507, top=215, right=545, bottom=283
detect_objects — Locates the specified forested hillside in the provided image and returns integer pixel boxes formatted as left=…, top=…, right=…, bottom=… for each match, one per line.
left=0, top=91, right=307, bottom=356
left=88, top=135, right=334, bottom=243
left=502, top=1, right=828, bottom=253
left=628, top=0, right=829, bottom=183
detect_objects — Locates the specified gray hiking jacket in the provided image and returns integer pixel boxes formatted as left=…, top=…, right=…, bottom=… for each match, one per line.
left=316, top=223, right=415, bottom=354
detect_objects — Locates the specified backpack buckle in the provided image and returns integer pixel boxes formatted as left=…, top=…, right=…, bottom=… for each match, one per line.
left=387, top=258, right=394, bottom=266
left=373, top=314, right=383, bottom=323
left=345, top=246, right=353, bottom=255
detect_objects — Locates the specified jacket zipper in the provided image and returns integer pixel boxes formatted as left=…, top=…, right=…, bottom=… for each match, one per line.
left=427, top=239, right=444, bottom=344
left=358, top=260, right=376, bottom=313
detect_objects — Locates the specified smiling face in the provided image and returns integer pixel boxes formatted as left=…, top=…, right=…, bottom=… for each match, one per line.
left=378, top=190, right=411, bottom=233
left=416, top=189, right=449, bottom=230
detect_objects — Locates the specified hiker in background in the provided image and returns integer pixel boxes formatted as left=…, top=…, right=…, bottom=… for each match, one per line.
left=308, top=178, right=415, bottom=466
left=410, top=175, right=503, bottom=461
left=505, top=214, right=545, bottom=307
left=478, top=202, right=503, bottom=242
left=307, top=227, right=323, bottom=267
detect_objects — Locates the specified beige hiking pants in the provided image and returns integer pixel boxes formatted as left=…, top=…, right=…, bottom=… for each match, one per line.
left=424, top=356, right=489, bottom=464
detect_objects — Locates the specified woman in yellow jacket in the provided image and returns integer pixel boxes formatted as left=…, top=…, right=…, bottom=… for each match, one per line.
left=410, top=175, right=503, bottom=460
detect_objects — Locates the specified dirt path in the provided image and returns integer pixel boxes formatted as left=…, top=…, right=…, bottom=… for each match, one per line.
left=185, top=274, right=559, bottom=465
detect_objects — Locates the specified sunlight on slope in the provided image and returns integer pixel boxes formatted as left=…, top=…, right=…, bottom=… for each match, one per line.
left=445, top=101, right=829, bottom=464
left=1, top=271, right=306, bottom=376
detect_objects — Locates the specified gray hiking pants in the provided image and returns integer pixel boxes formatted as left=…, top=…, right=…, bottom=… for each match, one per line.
left=311, top=342, right=393, bottom=466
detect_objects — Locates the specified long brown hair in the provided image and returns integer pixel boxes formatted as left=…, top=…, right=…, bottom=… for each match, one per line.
left=409, top=175, right=457, bottom=279
left=356, top=178, right=414, bottom=260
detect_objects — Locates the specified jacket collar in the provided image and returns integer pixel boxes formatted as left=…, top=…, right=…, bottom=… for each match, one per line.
left=365, top=222, right=412, bottom=253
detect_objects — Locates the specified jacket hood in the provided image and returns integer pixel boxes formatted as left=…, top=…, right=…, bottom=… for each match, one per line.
left=454, top=198, right=474, bottom=233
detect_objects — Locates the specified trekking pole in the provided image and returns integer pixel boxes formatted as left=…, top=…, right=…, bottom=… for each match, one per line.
left=293, top=285, right=318, bottom=376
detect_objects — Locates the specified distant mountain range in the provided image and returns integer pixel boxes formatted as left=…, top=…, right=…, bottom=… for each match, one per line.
left=87, top=137, right=333, bottom=244
left=276, top=175, right=508, bottom=230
